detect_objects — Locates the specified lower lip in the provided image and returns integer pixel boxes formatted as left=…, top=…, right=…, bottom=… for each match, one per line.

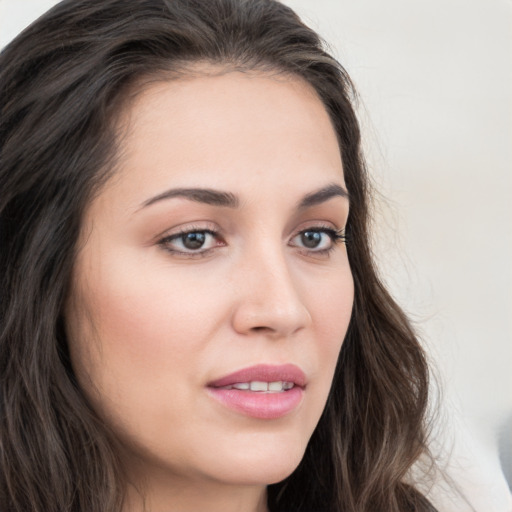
left=207, top=387, right=304, bottom=419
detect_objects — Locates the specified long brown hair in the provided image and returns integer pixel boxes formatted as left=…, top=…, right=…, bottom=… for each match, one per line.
left=0, top=0, right=436, bottom=510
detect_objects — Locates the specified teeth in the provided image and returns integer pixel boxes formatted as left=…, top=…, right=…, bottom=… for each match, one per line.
left=232, top=382, right=250, bottom=390
left=268, top=381, right=284, bottom=391
left=250, top=381, right=268, bottom=391
left=219, top=381, right=295, bottom=392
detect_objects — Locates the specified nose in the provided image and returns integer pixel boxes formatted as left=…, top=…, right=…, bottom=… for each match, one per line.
left=231, top=248, right=312, bottom=339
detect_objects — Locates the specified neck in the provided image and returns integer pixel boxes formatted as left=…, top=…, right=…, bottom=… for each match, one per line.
left=123, top=472, right=269, bottom=512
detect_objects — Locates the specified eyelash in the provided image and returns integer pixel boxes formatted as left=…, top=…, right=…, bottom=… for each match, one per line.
left=158, top=226, right=347, bottom=258
left=290, top=227, right=346, bottom=256
left=159, top=228, right=221, bottom=258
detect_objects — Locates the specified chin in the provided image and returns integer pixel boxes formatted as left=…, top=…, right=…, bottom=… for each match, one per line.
left=205, top=434, right=308, bottom=486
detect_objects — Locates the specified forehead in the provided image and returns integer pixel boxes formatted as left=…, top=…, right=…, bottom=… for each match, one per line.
left=96, top=69, right=345, bottom=214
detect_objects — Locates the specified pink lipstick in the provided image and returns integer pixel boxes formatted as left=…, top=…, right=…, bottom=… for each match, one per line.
left=207, top=364, right=306, bottom=419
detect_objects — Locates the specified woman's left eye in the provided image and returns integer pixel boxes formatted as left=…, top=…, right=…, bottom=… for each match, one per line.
left=290, top=228, right=346, bottom=252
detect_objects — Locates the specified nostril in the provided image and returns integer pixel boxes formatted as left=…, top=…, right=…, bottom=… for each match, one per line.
left=251, top=326, right=274, bottom=332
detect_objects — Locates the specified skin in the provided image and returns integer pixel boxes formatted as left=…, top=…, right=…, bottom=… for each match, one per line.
left=65, top=69, right=354, bottom=512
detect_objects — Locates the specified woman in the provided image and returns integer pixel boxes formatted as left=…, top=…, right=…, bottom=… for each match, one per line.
left=0, top=0, right=437, bottom=511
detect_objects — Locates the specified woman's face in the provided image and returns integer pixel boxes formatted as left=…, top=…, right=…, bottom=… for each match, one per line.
left=66, top=70, right=353, bottom=497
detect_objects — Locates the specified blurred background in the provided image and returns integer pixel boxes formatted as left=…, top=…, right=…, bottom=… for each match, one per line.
left=1, top=0, right=511, bottom=510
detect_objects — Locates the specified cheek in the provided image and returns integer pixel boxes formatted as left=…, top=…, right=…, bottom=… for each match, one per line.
left=299, top=264, right=353, bottom=417
left=65, top=258, right=231, bottom=466
left=73, top=248, right=210, bottom=350
left=311, top=265, right=353, bottom=347
left=65, top=250, right=223, bottom=417
left=315, top=268, right=353, bottom=382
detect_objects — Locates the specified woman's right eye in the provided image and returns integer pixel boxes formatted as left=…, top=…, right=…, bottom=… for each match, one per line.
left=159, top=229, right=222, bottom=255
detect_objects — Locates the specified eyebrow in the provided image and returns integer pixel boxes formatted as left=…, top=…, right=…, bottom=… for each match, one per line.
left=141, top=187, right=239, bottom=209
left=140, top=182, right=348, bottom=210
left=297, top=183, right=349, bottom=209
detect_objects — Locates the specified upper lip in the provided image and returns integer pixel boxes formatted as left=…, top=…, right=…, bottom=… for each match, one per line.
left=208, top=363, right=307, bottom=388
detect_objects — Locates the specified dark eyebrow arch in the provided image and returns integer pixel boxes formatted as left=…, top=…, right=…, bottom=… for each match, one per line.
left=298, top=183, right=349, bottom=209
left=140, top=182, right=348, bottom=211
left=141, top=187, right=239, bottom=209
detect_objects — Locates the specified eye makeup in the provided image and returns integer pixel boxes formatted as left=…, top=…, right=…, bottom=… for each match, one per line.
left=157, top=224, right=346, bottom=259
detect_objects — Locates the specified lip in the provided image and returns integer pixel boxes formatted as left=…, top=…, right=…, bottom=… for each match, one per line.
left=207, top=364, right=306, bottom=420
left=208, top=363, right=307, bottom=388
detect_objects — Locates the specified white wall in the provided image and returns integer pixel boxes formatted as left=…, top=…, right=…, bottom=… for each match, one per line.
left=1, top=1, right=511, bottom=510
